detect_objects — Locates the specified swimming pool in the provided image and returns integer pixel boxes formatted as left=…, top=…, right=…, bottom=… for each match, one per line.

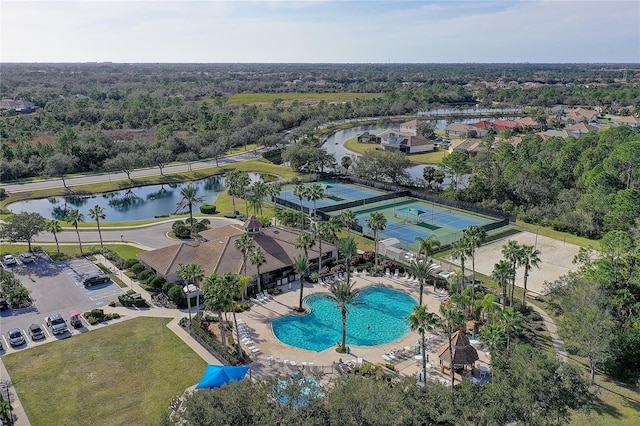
left=272, top=286, right=417, bottom=352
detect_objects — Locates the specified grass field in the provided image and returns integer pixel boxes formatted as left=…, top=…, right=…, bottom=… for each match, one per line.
left=3, top=317, right=206, bottom=426
left=226, top=92, right=381, bottom=104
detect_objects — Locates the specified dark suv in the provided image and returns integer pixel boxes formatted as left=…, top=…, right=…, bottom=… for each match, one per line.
left=83, top=273, right=110, bottom=287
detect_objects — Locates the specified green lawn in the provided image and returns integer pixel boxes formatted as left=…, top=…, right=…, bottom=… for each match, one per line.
left=226, top=92, right=381, bottom=104
left=2, top=317, right=206, bottom=426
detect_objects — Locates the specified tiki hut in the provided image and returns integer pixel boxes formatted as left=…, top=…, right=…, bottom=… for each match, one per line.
left=436, top=330, right=479, bottom=372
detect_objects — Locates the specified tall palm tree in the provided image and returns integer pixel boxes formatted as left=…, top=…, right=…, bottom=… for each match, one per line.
left=295, top=232, right=316, bottom=268
left=176, top=184, right=204, bottom=232
left=450, top=238, right=470, bottom=294
left=518, top=244, right=541, bottom=311
left=177, top=263, right=205, bottom=312
left=234, top=234, right=255, bottom=278
left=327, top=216, right=343, bottom=242
left=415, top=235, right=441, bottom=261
left=88, top=204, right=106, bottom=249
left=251, top=181, right=268, bottom=216
left=311, top=221, right=330, bottom=271
left=410, top=260, right=437, bottom=306
left=338, top=237, right=358, bottom=286
left=293, top=184, right=308, bottom=229
left=462, top=226, right=486, bottom=304
left=225, top=169, right=241, bottom=215
left=366, top=212, right=387, bottom=268
left=498, top=308, right=523, bottom=355
left=248, top=245, right=267, bottom=294
left=478, top=322, right=505, bottom=376
left=65, top=209, right=84, bottom=254
left=211, top=272, right=251, bottom=360
left=327, top=278, right=360, bottom=352
left=45, top=219, right=63, bottom=260
left=492, top=260, right=514, bottom=309
left=439, top=304, right=466, bottom=390
left=408, top=305, right=440, bottom=384
left=267, top=182, right=282, bottom=224
left=203, top=273, right=229, bottom=349
left=293, top=255, right=310, bottom=311
left=478, top=293, right=499, bottom=323
left=340, top=209, right=357, bottom=238
left=305, top=183, right=325, bottom=223
left=501, top=240, right=522, bottom=308
left=247, top=196, right=261, bottom=216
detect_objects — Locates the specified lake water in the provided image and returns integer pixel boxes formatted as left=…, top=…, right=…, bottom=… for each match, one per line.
left=8, top=174, right=263, bottom=222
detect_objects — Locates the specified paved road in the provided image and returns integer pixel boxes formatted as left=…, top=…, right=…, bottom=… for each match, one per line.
left=0, top=147, right=268, bottom=194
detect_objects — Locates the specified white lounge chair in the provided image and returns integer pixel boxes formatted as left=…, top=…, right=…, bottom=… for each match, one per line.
left=394, top=269, right=399, bottom=278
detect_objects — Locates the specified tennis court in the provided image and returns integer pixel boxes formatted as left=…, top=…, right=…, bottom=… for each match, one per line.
left=347, top=197, right=498, bottom=250
left=277, top=180, right=385, bottom=210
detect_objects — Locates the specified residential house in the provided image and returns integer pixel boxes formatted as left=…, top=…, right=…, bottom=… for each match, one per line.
left=357, top=131, right=382, bottom=144
left=611, top=115, right=640, bottom=128
left=0, top=99, right=35, bottom=112
left=515, top=117, right=539, bottom=129
left=399, top=119, right=419, bottom=136
left=564, top=108, right=598, bottom=123
left=445, top=123, right=477, bottom=138
left=469, top=121, right=491, bottom=138
left=138, top=216, right=337, bottom=290
left=536, top=130, right=570, bottom=141
left=491, top=119, right=520, bottom=133
left=448, top=139, right=487, bottom=157
left=380, top=131, right=434, bottom=154
left=565, top=122, right=598, bottom=138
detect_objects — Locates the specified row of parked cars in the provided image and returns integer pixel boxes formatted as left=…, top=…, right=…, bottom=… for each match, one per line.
left=0, top=312, right=83, bottom=351
left=2, top=253, right=35, bottom=266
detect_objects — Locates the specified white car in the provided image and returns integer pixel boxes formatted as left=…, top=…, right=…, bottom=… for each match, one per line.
left=3, top=255, right=17, bottom=265
left=20, top=252, right=35, bottom=263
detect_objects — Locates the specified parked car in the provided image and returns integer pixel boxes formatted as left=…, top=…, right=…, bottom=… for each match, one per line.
left=46, top=313, right=68, bottom=335
left=3, top=254, right=17, bottom=265
left=20, top=252, right=35, bottom=263
left=8, top=328, right=25, bottom=346
left=28, top=324, right=46, bottom=340
left=83, top=273, right=110, bottom=287
left=70, top=310, right=83, bottom=328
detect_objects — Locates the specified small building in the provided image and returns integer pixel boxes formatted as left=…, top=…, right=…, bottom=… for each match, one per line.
left=565, top=122, right=598, bottom=138
left=445, top=123, right=477, bottom=138
left=399, top=119, right=419, bottom=136
left=357, top=131, right=382, bottom=144
left=436, top=330, right=479, bottom=374
left=380, top=131, right=434, bottom=154
left=611, top=115, right=640, bottom=128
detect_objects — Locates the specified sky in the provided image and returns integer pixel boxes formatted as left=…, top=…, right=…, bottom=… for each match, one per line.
left=1, top=0, right=639, bottom=63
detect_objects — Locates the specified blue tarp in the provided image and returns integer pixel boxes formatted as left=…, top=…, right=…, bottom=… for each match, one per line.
left=195, top=365, right=250, bottom=389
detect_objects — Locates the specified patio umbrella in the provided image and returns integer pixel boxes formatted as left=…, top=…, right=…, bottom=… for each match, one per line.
left=195, top=365, right=250, bottom=389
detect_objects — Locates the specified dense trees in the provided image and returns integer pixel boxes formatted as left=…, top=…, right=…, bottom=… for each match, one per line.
left=0, top=212, right=46, bottom=252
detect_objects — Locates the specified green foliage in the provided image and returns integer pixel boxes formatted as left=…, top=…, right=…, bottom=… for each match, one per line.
left=167, top=285, right=186, bottom=307
left=112, top=312, right=120, bottom=319
left=148, top=275, right=167, bottom=290
left=123, top=258, right=141, bottom=269
left=130, top=263, right=146, bottom=275
left=87, top=317, right=98, bottom=325
left=199, top=204, right=217, bottom=214
left=137, top=269, right=155, bottom=282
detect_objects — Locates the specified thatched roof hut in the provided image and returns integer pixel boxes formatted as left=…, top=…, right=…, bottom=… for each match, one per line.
left=436, top=330, right=479, bottom=369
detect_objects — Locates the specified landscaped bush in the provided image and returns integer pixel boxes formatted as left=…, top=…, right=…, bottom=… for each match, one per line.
left=137, top=270, right=155, bottom=282
left=168, top=286, right=186, bottom=308
left=362, top=251, right=376, bottom=263
left=87, top=316, right=98, bottom=325
left=130, top=263, right=146, bottom=275
left=102, top=248, right=124, bottom=268
left=191, top=221, right=207, bottom=233
left=124, top=258, right=140, bottom=269
left=112, top=312, right=120, bottom=319
left=108, top=301, right=116, bottom=307
left=148, top=275, right=166, bottom=290
left=163, top=281, right=177, bottom=294
left=172, top=223, right=191, bottom=239
left=91, top=309, right=105, bottom=322
left=190, top=319, right=240, bottom=366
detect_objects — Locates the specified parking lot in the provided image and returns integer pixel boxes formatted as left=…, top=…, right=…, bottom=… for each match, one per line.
left=1, top=252, right=125, bottom=353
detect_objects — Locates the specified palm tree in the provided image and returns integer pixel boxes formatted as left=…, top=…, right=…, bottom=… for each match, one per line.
left=65, top=209, right=84, bottom=254
left=451, top=238, right=471, bottom=294
left=492, top=260, right=514, bottom=309
left=305, top=183, right=325, bottom=223
left=248, top=245, right=267, bottom=294
left=295, top=232, right=316, bottom=268
left=293, top=184, right=308, bottom=229
left=408, top=305, right=440, bottom=384
left=203, top=273, right=230, bottom=349
left=337, top=237, right=358, bottom=286
left=176, top=184, right=204, bottom=232
left=177, top=263, right=205, bottom=328
left=415, top=235, right=441, bottom=261
left=88, top=205, right=106, bottom=249
left=366, top=212, right=387, bottom=268
left=478, top=322, right=505, bottom=375
left=225, top=169, right=241, bottom=214
left=311, top=221, right=330, bottom=271
left=498, top=308, right=523, bottom=355
left=340, top=209, right=357, bottom=238
left=463, top=226, right=486, bottom=303
left=501, top=240, right=522, bottom=308
left=439, top=304, right=466, bottom=390
left=327, top=278, right=360, bottom=352
left=410, top=259, right=437, bottom=306
left=234, top=234, right=255, bottom=278
left=478, top=293, right=499, bottom=323
left=45, top=219, right=63, bottom=260
left=215, top=272, right=251, bottom=360
left=293, top=255, right=310, bottom=311
left=267, top=182, right=282, bottom=224
left=247, top=196, right=261, bottom=216
left=327, top=215, right=343, bottom=242
left=518, top=244, right=541, bottom=311
left=251, top=181, right=268, bottom=216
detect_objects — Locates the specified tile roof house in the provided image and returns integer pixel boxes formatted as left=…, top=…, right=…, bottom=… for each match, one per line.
left=564, top=108, right=598, bottom=123
left=445, top=123, right=477, bottom=137
left=565, top=122, right=599, bottom=138
left=468, top=121, right=492, bottom=137
left=138, top=217, right=337, bottom=289
left=491, top=119, right=520, bottom=132
left=536, top=130, right=570, bottom=141
left=380, top=131, right=434, bottom=154
left=399, top=119, right=419, bottom=136
left=448, top=139, right=487, bottom=157
left=611, top=115, right=640, bottom=128
left=515, top=117, right=539, bottom=128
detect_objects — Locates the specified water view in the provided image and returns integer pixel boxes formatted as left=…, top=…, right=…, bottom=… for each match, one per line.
left=9, top=174, right=263, bottom=222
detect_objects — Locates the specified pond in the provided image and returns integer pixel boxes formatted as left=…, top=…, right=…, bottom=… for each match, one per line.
left=8, top=173, right=264, bottom=222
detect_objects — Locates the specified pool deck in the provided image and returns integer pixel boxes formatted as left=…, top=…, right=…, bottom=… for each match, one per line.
left=235, top=273, right=491, bottom=384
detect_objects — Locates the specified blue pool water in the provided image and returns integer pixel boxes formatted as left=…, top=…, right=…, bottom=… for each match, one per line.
left=272, top=286, right=417, bottom=352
